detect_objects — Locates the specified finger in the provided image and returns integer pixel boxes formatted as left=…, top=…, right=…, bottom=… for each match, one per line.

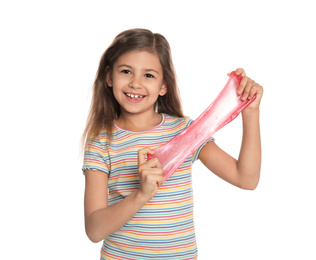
left=237, top=76, right=248, bottom=95
left=152, top=168, right=164, bottom=177
left=157, top=175, right=164, bottom=187
left=140, top=168, right=163, bottom=190
left=141, top=167, right=163, bottom=176
left=257, top=84, right=263, bottom=95
left=149, top=169, right=164, bottom=187
left=148, top=173, right=163, bottom=188
left=146, top=157, right=162, bottom=169
left=241, top=82, right=254, bottom=101
left=235, top=68, right=246, bottom=77
left=138, top=148, right=154, bottom=166
left=248, top=84, right=259, bottom=100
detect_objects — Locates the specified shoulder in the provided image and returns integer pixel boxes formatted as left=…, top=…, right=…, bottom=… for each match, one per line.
left=164, top=114, right=193, bottom=125
left=85, top=127, right=111, bottom=151
left=163, top=114, right=192, bottom=127
left=98, top=128, right=111, bottom=143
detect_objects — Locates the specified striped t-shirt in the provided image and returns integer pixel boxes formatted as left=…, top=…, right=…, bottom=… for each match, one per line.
left=83, top=114, right=213, bottom=259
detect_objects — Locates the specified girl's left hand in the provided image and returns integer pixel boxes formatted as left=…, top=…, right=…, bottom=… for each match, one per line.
left=228, top=68, right=263, bottom=112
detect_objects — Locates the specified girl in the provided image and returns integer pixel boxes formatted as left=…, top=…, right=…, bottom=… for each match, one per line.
left=82, top=28, right=263, bottom=259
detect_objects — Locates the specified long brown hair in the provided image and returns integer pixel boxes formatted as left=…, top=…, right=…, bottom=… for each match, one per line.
left=82, top=28, right=184, bottom=147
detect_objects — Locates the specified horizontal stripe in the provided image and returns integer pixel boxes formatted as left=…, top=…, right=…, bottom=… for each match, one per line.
left=83, top=114, right=214, bottom=259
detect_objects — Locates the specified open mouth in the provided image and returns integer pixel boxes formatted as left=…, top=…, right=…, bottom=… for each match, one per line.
left=125, top=93, right=145, bottom=99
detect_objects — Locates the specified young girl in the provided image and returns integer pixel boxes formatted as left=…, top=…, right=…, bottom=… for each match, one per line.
left=82, top=28, right=263, bottom=259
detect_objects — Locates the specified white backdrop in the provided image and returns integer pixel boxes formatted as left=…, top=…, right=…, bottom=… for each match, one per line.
left=1, top=0, right=315, bottom=259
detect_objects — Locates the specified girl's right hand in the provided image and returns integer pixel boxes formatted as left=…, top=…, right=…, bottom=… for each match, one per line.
left=137, top=148, right=163, bottom=201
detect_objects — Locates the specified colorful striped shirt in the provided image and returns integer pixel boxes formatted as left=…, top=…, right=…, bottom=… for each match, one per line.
left=83, top=114, right=214, bottom=259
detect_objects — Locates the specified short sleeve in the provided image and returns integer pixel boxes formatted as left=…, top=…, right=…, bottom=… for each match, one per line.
left=82, top=136, right=109, bottom=175
left=192, top=136, right=215, bottom=162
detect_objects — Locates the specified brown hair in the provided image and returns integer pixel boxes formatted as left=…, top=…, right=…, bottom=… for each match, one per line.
left=82, top=28, right=184, bottom=147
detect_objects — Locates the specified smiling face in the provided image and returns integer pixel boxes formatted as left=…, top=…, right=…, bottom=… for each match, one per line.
left=107, top=51, right=167, bottom=119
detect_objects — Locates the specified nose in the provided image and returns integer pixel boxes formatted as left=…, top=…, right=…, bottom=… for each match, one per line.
left=128, top=75, right=142, bottom=89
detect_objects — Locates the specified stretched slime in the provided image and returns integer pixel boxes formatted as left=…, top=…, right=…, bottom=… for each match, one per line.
left=148, top=71, right=256, bottom=183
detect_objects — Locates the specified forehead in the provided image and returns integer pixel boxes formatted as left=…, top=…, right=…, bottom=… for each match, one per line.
left=115, top=51, right=162, bottom=71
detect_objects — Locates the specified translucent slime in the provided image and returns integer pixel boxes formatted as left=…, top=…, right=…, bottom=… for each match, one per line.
left=148, top=71, right=256, bottom=183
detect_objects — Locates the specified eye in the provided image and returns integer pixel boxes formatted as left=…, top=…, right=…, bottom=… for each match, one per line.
left=145, top=73, right=154, bottom=78
left=121, top=69, right=131, bottom=74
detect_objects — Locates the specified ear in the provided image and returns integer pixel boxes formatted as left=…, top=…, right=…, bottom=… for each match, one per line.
left=105, top=66, right=113, bottom=87
left=159, top=82, right=167, bottom=96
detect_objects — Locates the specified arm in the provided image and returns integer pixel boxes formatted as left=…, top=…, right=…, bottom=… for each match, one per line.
left=84, top=148, right=163, bottom=243
left=199, top=68, right=263, bottom=190
left=237, top=109, right=261, bottom=189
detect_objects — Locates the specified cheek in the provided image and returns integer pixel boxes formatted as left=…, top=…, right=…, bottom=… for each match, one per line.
left=112, top=87, right=122, bottom=99
left=112, top=75, right=126, bottom=87
left=111, top=81, right=124, bottom=100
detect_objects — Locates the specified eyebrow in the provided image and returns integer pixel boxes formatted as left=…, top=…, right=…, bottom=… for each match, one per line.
left=117, top=64, right=160, bottom=75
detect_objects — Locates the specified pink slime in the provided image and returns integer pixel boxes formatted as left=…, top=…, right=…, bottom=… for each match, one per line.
left=148, top=71, right=256, bottom=183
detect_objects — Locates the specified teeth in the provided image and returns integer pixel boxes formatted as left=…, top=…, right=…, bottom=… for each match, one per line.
left=126, top=93, right=144, bottom=98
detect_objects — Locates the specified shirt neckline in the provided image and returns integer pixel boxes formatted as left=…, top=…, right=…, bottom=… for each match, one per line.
left=114, top=113, right=165, bottom=133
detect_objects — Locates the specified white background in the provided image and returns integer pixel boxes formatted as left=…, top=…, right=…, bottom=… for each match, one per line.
left=1, top=0, right=315, bottom=259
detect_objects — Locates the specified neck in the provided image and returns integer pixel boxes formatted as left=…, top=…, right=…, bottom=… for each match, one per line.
left=116, top=111, right=163, bottom=132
